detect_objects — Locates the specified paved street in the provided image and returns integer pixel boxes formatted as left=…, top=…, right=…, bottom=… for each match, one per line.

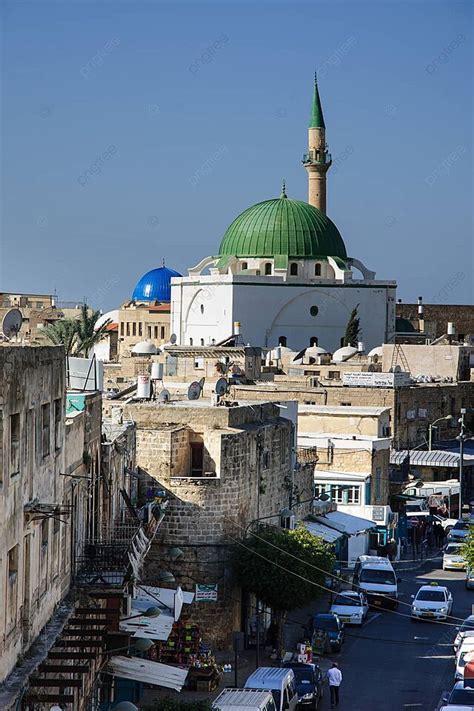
left=319, top=555, right=473, bottom=711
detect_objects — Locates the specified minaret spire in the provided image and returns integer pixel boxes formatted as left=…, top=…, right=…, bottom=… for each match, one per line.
left=302, top=73, right=332, bottom=212
left=309, top=73, right=325, bottom=129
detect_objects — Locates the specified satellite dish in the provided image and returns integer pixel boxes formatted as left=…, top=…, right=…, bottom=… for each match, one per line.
left=215, top=377, right=228, bottom=396
left=1, top=308, right=22, bottom=338
left=187, top=381, right=202, bottom=400
left=170, top=333, right=177, bottom=344
left=158, top=389, right=170, bottom=402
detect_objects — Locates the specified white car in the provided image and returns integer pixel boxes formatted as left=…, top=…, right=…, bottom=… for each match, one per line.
left=439, top=680, right=474, bottom=708
left=448, top=521, right=471, bottom=543
left=443, top=543, right=466, bottom=571
left=411, top=583, right=453, bottom=621
left=330, top=591, right=369, bottom=625
left=454, top=616, right=474, bottom=653
left=454, top=640, right=474, bottom=681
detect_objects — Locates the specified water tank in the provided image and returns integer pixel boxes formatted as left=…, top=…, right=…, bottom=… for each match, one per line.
left=151, top=362, right=163, bottom=380
left=233, top=321, right=241, bottom=335
left=137, top=375, right=151, bottom=399
left=447, top=322, right=455, bottom=336
left=357, top=341, right=365, bottom=353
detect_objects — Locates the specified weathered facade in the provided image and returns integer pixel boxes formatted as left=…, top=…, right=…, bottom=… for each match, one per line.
left=103, top=399, right=313, bottom=647
left=397, top=302, right=474, bottom=341
left=0, top=346, right=68, bottom=683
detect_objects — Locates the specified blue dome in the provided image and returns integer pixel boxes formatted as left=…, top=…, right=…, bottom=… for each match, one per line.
left=132, top=265, right=182, bottom=302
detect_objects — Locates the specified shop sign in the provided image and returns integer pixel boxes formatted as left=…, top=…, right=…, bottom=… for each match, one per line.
left=195, top=583, right=218, bottom=602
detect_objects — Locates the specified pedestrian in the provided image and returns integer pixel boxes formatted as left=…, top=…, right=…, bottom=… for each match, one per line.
left=326, top=661, right=342, bottom=709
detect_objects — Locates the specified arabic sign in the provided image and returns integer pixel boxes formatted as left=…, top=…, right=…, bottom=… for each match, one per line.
left=342, top=372, right=411, bottom=388
left=195, top=583, right=218, bottom=602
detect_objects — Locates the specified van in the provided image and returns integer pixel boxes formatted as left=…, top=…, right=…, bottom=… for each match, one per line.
left=213, top=688, right=277, bottom=711
left=244, top=667, right=298, bottom=711
left=352, top=555, right=399, bottom=609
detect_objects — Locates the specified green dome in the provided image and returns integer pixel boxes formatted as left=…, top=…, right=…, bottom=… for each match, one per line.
left=218, top=195, right=347, bottom=260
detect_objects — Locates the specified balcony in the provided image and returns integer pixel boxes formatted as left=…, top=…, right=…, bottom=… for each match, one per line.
left=75, top=500, right=168, bottom=587
left=302, top=152, right=332, bottom=165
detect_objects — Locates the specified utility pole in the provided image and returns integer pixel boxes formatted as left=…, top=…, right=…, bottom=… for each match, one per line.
left=459, top=408, right=467, bottom=515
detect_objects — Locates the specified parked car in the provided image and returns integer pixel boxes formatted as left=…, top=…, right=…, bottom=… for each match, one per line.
left=244, top=668, right=298, bottom=711
left=212, top=689, right=277, bottom=711
left=454, top=639, right=474, bottom=681
left=439, top=680, right=474, bottom=708
left=282, top=662, right=323, bottom=709
left=443, top=543, right=466, bottom=571
left=312, top=613, right=345, bottom=652
left=454, top=615, right=474, bottom=652
left=466, top=569, right=474, bottom=590
left=330, top=591, right=369, bottom=625
left=448, top=520, right=471, bottom=543
left=411, top=582, right=453, bottom=621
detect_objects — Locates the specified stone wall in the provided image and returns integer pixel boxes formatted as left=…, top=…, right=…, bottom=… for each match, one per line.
left=397, top=303, right=474, bottom=340
left=127, top=400, right=312, bottom=647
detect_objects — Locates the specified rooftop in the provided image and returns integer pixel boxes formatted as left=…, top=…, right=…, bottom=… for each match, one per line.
left=299, top=405, right=390, bottom=416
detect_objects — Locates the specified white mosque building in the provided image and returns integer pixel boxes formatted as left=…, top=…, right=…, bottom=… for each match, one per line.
left=171, top=77, right=396, bottom=352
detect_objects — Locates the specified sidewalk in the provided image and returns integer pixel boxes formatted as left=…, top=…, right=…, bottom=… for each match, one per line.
left=140, top=592, right=334, bottom=707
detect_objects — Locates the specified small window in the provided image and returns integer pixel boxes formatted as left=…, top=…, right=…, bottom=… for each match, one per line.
left=126, top=323, right=130, bottom=336
left=41, top=403, right=50, bottom=457
left=161, top=326, right=165, bottom=339
left=290, top=263, right=298, bottom=276
left=54, top=398, right=62, bottom=451
left=41, top=518, right=49, bottom=550
left=8, top=545, right=19, bottom=583
left=138, top=323, right=142, bottom=337
left=310, top=305, right=319, bottom=317
left=310, top=336, right=318, bottom=346
left=264, top=262, right=272, bottom=275
left=340, top=401, right=352, bottom=406
left=315, top=263, right=321, bottom=276
left=278, top=336, right=287, bottom=347
left=154, top=326, right=158, bottom=339
left=10, top=413, right=20, bottom=477
left=200, top=338, right=205, bottom=346
left=132, top=322, right=136, bottom=336
left=189, top=338, right=194, bottom=346
left=148, top=326, right=152, bottom=338
left=241, top=262, right=248, bottom=271
left=262, top=451, right=270, bottom=469
left=120, top=323, right=124, bottom=336
left=200, top=304, right=204, bottom=314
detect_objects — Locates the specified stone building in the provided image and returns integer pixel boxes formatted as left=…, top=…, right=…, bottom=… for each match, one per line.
left=397, top=301, right=474, bottom=341
left=103, top=398, right=314, bottom=647
left=0, top=345, right=69, bottom=683
left=298, top=405, right=391, bottom=509
left=0, top=291, right=86, bottom=345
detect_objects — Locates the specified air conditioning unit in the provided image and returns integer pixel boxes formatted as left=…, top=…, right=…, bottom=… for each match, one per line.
left=281, top=514, right=297, bottom=530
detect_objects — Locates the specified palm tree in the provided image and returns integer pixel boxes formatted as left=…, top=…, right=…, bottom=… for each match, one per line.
left=75, top=304, right=112, bottom=357
left=43, top=318, right=78, bottom=356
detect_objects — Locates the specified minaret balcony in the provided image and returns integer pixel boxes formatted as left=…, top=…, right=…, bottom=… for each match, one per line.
left=302, top=152, right=332, bottom=165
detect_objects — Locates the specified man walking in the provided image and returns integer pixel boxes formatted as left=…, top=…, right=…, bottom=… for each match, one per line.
left=326, top=661, right=342, bottom=708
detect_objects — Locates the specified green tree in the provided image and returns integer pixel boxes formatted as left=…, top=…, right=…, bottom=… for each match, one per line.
left=462, top=527, right=474, bottom=571
left=231, top=525, right=335, bottom=653
left=43, top=318, right=78, bottom=357
left=74, top=304, right=111, bottom=356
left=343, top=304, right=361, bottom=347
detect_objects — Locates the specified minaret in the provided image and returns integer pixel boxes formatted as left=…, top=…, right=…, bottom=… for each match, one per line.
left=302, top=74, right=332, bottom=213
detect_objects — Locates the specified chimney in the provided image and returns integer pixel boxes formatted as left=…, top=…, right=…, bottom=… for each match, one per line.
left=417, top=296, right=424, bottom=333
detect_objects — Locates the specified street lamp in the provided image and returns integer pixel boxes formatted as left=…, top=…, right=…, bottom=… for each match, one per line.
left=428, top=415, right=454, bottom=450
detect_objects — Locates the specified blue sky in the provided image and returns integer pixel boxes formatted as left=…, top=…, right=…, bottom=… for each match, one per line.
left=1, top=0, right=472, bottom=310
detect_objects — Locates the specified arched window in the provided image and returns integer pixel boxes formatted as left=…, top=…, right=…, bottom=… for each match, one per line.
left=264, top=262, right=272, bottom=275
left=200, top=304, right=204, bottom=314
left=241, top=262, right=248, bottom=271
left=315, top=263, right=321, bottom=276
left=278, top=336, right=287, bottom=347
left=189, top=338, right=193, bottom=345
left=200, top=338, right=205, bottom=346
left=310, top=336, right=319, bottom=346
left=290, top=263, right=298, bottom=276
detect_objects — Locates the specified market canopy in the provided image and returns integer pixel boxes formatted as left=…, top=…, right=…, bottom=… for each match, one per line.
left=304, top=520, right=344, bottom=544
left=109, top=656, right=188, bottom=691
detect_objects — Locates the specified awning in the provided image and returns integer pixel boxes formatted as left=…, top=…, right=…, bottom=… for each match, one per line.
left=109, top=656, right=188, bottom=691
left=314, top=470, right=369, bottom=482
left=391, top=449, right=474, bottom=468
left=304, top=520, right=344, bottom=544
left=120, top=585, right=195, bottom=640
left=134, top=585, right=194, bottom=621
left=320, top=511, right=377, bottom=535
